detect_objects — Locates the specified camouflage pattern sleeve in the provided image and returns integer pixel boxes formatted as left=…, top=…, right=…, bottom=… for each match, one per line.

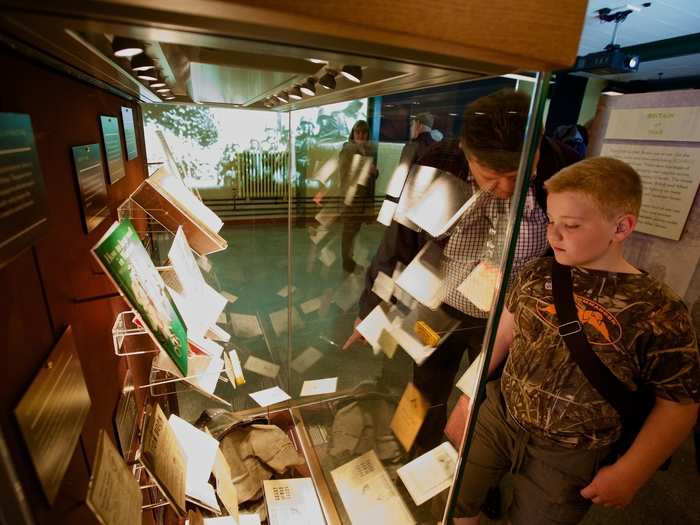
left=641, top=291, right=700, bottom=403
left=505, top=257, right=547, bottom=314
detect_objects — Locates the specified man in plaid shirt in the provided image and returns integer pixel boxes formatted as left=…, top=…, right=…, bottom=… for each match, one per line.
left=344, top=90, right=580, bottom=449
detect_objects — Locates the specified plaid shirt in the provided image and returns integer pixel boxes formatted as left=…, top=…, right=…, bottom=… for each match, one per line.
left=442, top=175, right=549, bottom=317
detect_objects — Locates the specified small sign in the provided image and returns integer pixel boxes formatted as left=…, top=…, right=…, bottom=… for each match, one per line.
left=15, top=326, right=92, bottom=504
left=120, top=107, right=138, bottom=161
left=71, top=144, right=109, bottom=233
left=0, top=112, right=48, bottom=268
left=99, top=115, right=125, bottom=184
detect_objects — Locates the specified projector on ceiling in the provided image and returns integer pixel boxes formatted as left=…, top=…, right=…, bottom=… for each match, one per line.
left=573, top=48, right=640, bottom=75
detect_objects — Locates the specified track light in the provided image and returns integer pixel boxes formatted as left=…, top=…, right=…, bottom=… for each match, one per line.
left=136, top=70, right=158, bottom=82
left=150, top=77, right=167, bottom=88
left=340, top=65, right=362, bottom=83
left=288, top=86, right=303, bottom=100
left=112, top=37, right=143, bottom=58
left=131, top=53, right=155, bottom=72
left=319, top=71, right=337, bottom=90
left=300, top=78, right=316, bottom=96
left=275, top=92, right=289, bottom=103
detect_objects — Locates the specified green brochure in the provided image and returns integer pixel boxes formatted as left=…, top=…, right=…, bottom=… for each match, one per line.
left=93, top=220, right=188, bottom=375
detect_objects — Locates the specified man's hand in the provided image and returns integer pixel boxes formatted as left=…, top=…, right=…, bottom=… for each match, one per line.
left=580, top=462, right=644, bottom=509
left=445, top=394, right=471, bottom=447
left=341, top=317, right=367, bottom=350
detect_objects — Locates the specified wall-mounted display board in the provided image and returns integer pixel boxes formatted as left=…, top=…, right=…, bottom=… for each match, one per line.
left=86, top=430, right=143, bottom=525
left=0, top=112, right=48, bottom=268
left=71, top=144, right=109, bottom=233
left=14, top=326, right=92, bottom=504
left=99, top=115, right=125, bottom=184
left=120, top=106, right=138, bottom=161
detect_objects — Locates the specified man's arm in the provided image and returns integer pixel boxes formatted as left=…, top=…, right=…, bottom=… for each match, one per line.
left=581, top=398, right=699, bottom=508
left=488, top=306, right=515, bottom=376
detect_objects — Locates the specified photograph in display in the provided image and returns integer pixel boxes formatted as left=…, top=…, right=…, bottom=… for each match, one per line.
left=93, top=219, right=189, bottom=375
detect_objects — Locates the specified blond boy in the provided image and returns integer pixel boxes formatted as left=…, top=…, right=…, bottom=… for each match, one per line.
left=454, top=157, right=700, bottom=524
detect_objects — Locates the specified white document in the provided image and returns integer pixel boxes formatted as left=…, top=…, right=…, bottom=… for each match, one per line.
left=300, top=297, right=322, bottom=315
left=263, top=478, right=326, bottom=525
left=217, top=312, right=228, bottom=324
left=319, top=245, right=337, bottom=267
left=149, top=166, right=223, bottom=233
left=197, top=255, right=213, bottom=273
left=356, top=305, right=394, bottom=351
left=269, top=307, right=304, bottom=337
left=206, top=323, right=231, bottom=343
left=408, top=184, right=487, bottom=238
left=189, top=333, right=224, bottom=358
left=332, top=273, right=364, bottom=312
left=168, top=415, right=220, bottom=512
left=457, top=261, right=500, bottom=312
left=291, top=347, right=323, bottom=374
left=277, top=285, right=297, bottom=298
left=456, top=351, right=487, bottom=398
left=223, top=349, right=245, bottom=387
left=385, top=159, right=411, bottom=198
left=371, top=271, right=395, bottom=303
left=394, top=241, right=447, bottom=310
left=230, top=313, right=263, bottom=338
left=300, top=377, right=338, bottom=397
left=315, top=207, right=339, bottom=227
left=376, top=199, right=398, bottom=226
left=249, top=386, right=291, bottom=407
left=397, top=442, right=458, bottom=506
left=331, top=450, right=415, bottom=525
left=389, top=323, right=438, bottom=365
left=308, top=226, right=330, bottom=245
left=188, top=354, right=224, bottom=395
left=244, top=355, right=280, bottom=379
left=393, top=165, right=443, bottom=231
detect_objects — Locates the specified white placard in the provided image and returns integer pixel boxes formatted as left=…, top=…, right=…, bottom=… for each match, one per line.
left=605, top=106, right=700, bottom=142
left=600, top=143, right=700, bottom=240
left=249, top=386, right=291, bottom=407
left=300, top=377, right=338, bottom=397
left=230, top=313, right=262, bottom=338
left=377, top=199, right=398, bottom=226
left=291, top=347, right=323, bottom=374
left=243, top=355, right=280, bottom=378
left=300, top=297, right=322, bottom=315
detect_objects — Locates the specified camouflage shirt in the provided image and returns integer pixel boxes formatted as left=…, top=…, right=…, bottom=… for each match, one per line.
left=502, top=257, right=700, bottom=450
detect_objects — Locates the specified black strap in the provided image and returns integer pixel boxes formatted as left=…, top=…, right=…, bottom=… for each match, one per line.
left=551, top=259, right=640, bottom=425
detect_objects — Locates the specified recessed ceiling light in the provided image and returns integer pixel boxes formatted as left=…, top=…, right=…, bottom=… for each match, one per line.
left=307, top=58, right=328, bottom=64
left=137, top=71, right=158, bottom=82
left=163, top=95, right=175, bottom=100
left=449, top=113, right=458, bottom=116
left=275, top=92, right=289, bottom=103
left=602, top=90, right=625, bottom=96
left=112, top=37, right=143, bottom=58
left=340, top=65, right=362, bottom=83
left=150, top=78, right=167, bottom=88
left=156, top=87, right=171, bottom=93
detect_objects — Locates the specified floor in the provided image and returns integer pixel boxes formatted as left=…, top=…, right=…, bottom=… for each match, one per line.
left=176, top=220, right=699, bottom=524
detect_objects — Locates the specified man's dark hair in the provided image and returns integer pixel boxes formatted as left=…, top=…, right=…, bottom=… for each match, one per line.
left=460, top=89, right=530, bottom=172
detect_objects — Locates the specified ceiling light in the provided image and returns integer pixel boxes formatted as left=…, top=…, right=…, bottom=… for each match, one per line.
left=112, top=37, right=143, bottom=58
left=307, top=58, right=328, bottom=64
left=449, top=113, right=458, bottom=116
left=319, top=71, right=337, bottom=90
left=601, top=90, right=624, bottom=96
left=300, top=78, right=316, bottom=96
left=275, top=92, right=289, bottom=103
left=163, top=95, right=175, bottom=100
left=340, top=65, right=362, bottom=83
left=156, top=87, right=171, bottom=93
left=131, top=53, right=155, bottom=72
left=288, top=86, right=303, bottom=100
left=150, top=78, right=167, bottom=88
left=136, top=70, right=158, bottom=82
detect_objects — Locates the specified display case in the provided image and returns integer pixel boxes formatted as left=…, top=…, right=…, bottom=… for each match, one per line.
left=0, top=2, right=587, bottom=524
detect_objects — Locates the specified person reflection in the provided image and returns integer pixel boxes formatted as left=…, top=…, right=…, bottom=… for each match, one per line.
left=338, top=120, right=377, bottom=273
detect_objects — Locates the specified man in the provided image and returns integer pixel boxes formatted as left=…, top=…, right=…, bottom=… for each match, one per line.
left=343, top=90, right=580, bottom=449
left=400, top=112, right=437, bottom=168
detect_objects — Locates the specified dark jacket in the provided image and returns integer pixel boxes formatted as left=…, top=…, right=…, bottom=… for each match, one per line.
left=357, top=137, right=580, bottom=318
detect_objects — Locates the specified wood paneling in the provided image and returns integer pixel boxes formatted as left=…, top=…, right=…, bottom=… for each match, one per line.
left=0, top=45, right=153, bottom=524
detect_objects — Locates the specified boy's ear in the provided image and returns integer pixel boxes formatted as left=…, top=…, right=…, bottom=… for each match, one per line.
left=613, top=214, right=637, bottom=240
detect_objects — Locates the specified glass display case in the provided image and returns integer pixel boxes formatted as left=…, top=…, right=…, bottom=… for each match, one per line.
left=0, top=2, right=586, bottom=523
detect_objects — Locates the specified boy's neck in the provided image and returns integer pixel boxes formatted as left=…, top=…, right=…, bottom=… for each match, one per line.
left=577, top=247, right=641, bottom=274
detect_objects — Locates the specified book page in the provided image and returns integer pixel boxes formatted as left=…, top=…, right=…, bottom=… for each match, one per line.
left=263, top=478, right=326, bottom=525
left=397, top=442, right=458, bottom=506
left=390, top=382, right=431, bottom=452
left=331, top=450, right=415, bottom=525
left=86, top=430, right=142, bottom=525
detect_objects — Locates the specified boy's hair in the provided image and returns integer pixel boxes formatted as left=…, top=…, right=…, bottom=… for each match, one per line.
left=460, top=89, right=530, bottom=172
left=544, top=156, right=642, bottom=218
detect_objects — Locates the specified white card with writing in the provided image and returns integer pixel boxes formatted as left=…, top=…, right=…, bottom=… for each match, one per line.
left=243, top=355, right=280, bottom=379
left=291, top=347, right=323, bottom=374
left=397, top=442, right=458, bottom=506
left=249, top=386, right=291, bottom=407
left=300, top=377, right=338, bottom=397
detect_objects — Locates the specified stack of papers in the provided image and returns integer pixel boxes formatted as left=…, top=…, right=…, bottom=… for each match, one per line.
left=397, top=442, right=458, bottom=505
left=263, top=478, right=326, bottom=525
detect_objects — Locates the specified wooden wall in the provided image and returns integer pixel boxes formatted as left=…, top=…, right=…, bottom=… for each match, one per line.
left=0, top=45, right=153, bottom=524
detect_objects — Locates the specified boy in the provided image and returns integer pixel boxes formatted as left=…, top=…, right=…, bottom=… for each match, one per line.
left=453, top=156, right=700, bottom=524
